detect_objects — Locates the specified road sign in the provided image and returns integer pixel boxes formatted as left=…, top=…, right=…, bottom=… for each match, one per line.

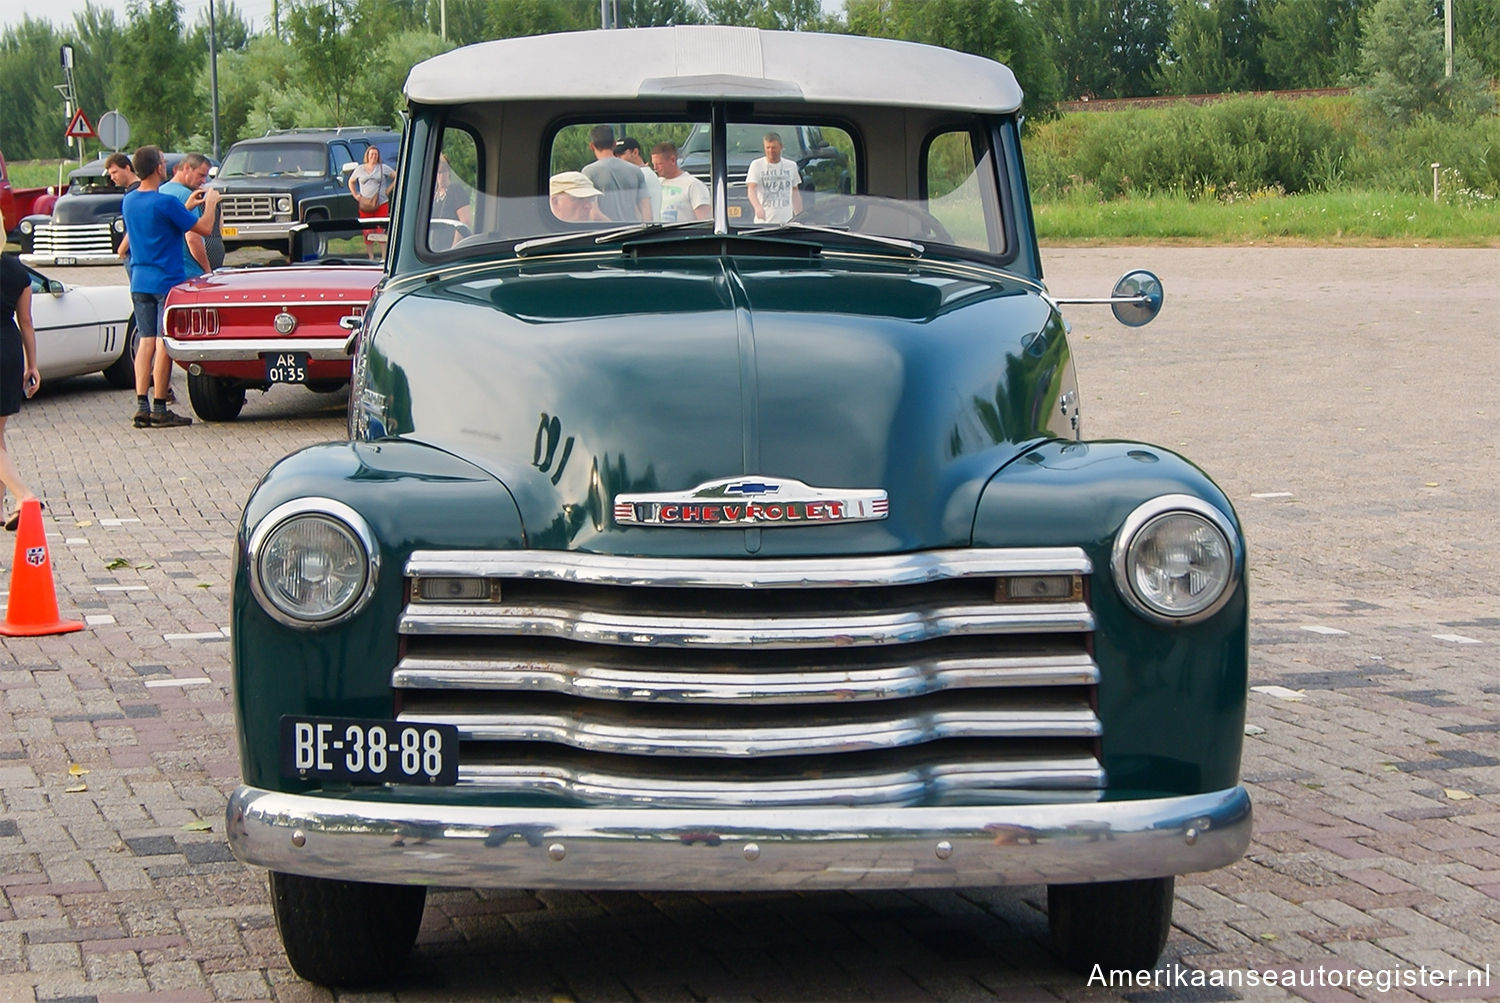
left=97, top=110, right=130, bottom=151
left=65, top=108, right=95, bottom=140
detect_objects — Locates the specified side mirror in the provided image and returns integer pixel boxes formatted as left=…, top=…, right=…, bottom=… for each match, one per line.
left=47, top=279, right=66, bottom=295
left=1110, top=270, right=1164, bottom=327
left=341, top=162, right=358, bottom=177
left=1051, top=269, right=1165, bottom=328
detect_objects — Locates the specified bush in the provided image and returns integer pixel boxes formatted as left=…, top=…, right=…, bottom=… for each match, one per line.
left=1025, top=95, right=1500, bottom=202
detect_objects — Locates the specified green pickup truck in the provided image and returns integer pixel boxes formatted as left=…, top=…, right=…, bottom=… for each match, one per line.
left=225, top=26, right=1250, bottom=988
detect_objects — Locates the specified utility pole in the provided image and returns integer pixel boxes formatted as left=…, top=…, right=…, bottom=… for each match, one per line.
left=1445, top=0, right=1454, bottom=78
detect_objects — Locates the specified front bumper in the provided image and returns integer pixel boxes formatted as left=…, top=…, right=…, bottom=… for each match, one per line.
left=219, top=221, right=296, bottom=243
left=19, top=252, right=120, bottom=266
left=226, top=784, right=1250, bottom=890
left=164, top=337, right=351, bottom=362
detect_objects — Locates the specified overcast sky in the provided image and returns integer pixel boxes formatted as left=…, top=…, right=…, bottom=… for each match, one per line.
left=3, top=0, right=279, bottom=35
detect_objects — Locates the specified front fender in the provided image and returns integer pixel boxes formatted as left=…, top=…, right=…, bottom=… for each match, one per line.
left=974, top=439, right=1248, bottom=798
left=232, top=439, right=524, bottom=790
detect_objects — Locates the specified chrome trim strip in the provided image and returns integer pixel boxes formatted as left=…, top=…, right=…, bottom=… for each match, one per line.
left=400, top=702, right=1101, bottom=756
left=163, top=337, right=352, bottom=361
left=405, top=547, right=1091, bottom=589
left=226, top=785, right=1252, bottom=890
left=398, top=602, right=1095, bottom=647
left=454, top=755, right=1106, bottom=806
left=393, top=652, right=1100, bottom=703
left=20, top=253, right=119, bottom=266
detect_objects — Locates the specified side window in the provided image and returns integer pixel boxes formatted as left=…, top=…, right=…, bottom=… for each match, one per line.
left=428, top=126, right=479, bottom=251
left=924, top=129, right=995, bottom=253
left=331, top=142, right=355, bottom=176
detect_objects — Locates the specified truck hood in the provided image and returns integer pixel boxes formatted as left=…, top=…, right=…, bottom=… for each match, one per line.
left=364, top=252, right=1072, bottom=555
left=51, top=194, right=124, bottom=225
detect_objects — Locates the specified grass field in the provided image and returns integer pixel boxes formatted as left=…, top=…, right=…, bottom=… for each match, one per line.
left=5, top=159, right=79, bottom=189
left=1035, top=189, right=1500, bottom=247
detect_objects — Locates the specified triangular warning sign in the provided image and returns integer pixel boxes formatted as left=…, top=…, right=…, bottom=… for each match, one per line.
left=65, top=109, right=95, bottom=139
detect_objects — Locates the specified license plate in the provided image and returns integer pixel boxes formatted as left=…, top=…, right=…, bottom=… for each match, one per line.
left=280, top=716, right=459, bottom=785
left=727, top=206, right=742, bottom=218
left=220, top=226, right=238, bottom=237
left=264, top=351, right=309, bottom=383
left=56, top=256, right=77, bottom=265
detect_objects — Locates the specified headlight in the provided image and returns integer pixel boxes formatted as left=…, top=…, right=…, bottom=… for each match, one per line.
left=276, top=197, right=293, bottom=213
left=247, top=498, right=378, bottom=628
left=19, top=220, right=32, bottom=234
left=1111, top=495, right=1238, bottom=623
left=112, top=217, right=126, bottom=233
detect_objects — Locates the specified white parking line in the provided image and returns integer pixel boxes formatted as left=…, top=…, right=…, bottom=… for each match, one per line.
left=142, top=677, right=213, bottom=688
left=1301, top=625, right=1349, bottom=635
left=164, top=631, right=229, bottom=642
left=1432, top=633, right=1482, bottom=645
left=1252, top=685, right=1306, bottom=701
left=96, top=585, right=149, bottom=592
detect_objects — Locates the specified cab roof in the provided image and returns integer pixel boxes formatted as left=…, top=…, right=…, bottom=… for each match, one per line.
left=404, top=26, right=1024, bottom=114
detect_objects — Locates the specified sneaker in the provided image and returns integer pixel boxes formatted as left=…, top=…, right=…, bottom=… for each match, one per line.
left=149, top=409, right=193, bottom=428
left=132, top=410, right=152, bottom=428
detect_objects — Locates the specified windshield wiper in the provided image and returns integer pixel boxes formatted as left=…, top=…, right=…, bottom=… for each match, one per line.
left=515, top=219, right=712, bottom=257
left=751, top=222, right=923, bottom=257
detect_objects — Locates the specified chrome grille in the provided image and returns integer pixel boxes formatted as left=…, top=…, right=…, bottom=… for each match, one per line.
left=220, top=194, right=278, bottom=224
left=397, top=548, right=1102, bottom=808
left=32, top=223, right=114, bottom=256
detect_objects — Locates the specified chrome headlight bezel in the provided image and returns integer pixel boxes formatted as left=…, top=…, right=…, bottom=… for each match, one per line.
left=276, top=196, right=293, bottom=214
left=112, top=217, right=126, bottom=234
left=1111, top=494, right=1240, bottom=625
left=246, top=498, right=379, bottom=629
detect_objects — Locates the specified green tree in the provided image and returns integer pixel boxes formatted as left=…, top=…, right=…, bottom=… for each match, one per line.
left=846, top=0, right=1062, bottom=114
left=1035, top=0, right=1174, bottom=99
left=702, top=0, right=827, bottom=29
left=114, top=0, right=201, bottom=150
left=0, top=16, right=64, bottom=159
left=1260, top=0, right=1362, bottom=88
left=1355, top=0, right=1494, bottom=124
left=284, top=0, right=368, bottom=125
left=69, top=3, right=126, bottom=132
left=1455, top=0, right=1500, bottom=80
left=1156, top=0, right=1268, bottom=95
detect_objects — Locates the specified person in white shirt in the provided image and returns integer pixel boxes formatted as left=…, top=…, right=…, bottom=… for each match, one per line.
left=745, top=132, right=802, bottom=224
left=651, top=142, right=711, bottom=222
left=616, top=138, right=662, bottom=221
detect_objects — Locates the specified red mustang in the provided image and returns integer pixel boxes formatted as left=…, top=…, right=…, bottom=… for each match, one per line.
left=162, top=219, right=384, bottom=421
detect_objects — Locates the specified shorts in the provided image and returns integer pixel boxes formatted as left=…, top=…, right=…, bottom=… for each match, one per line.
left=131, top=291, right=167, bottom=339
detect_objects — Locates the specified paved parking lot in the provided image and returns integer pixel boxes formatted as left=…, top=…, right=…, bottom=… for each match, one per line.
left=1, top=247, right=1497, bottom=1001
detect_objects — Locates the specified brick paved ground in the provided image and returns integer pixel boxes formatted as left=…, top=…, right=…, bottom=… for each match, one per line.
left=0, top=248, right=1496, bottom=1001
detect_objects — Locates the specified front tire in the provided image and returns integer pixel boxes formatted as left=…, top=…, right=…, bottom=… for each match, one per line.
left=101, top=323, right=139, bottom=389
left=269, top=871, right=426, bottom=987
left=1048, top=876, right=1174, bottom=973
left=186, top=371, right=247, bottom=422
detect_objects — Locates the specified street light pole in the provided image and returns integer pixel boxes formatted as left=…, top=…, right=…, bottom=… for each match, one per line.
left=209, top=0, right=221, bottom=158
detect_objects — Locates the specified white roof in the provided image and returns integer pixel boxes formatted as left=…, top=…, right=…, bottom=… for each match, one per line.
left=404, top=26, right=1023, bottom=114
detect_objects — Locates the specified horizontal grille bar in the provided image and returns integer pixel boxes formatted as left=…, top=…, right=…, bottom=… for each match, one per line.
left=221, top=195, right=278, bottom=223
left=400, top=601, right=1092, bottom=648
left=397, top=692, right=1100, bottom=757
left=394, top=650, right=1098, bottom=704
left=451, top=752, right=1105, bottom=807
left=33, top=225, right=113, bottom=252
left=406, top=546, right=1091, bottom=589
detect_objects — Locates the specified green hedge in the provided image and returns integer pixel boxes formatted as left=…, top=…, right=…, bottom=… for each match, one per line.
left=1024, top=95, right=1500, bottom=201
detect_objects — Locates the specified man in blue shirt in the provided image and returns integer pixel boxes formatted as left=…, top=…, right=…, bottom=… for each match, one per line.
left=159, top=153, right=214, bottom=279
left=121, top=146, right=221, bottom=428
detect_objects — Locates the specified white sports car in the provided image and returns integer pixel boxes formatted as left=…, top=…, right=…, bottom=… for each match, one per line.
left=24, top=262, right=136, bottom=387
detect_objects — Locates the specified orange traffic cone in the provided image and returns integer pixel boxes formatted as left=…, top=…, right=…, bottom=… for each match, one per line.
left=0, top=498, right=84, bottom=637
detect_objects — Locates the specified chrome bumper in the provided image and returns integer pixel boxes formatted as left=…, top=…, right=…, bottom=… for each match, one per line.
left=19, top=252, right=120, bottom=266
left=164, top=337, right=351, bottom=362
left=226, top=785, right=1250, bottom=890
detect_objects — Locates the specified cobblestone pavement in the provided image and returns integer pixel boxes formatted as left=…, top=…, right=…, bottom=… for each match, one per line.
left=1, top=248, right=1496, bottom=1002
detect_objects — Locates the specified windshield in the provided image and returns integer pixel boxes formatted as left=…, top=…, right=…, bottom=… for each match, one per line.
left=219, top=142, right=329, bottom=179
left=414, top=112, right=1007, bottom=264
